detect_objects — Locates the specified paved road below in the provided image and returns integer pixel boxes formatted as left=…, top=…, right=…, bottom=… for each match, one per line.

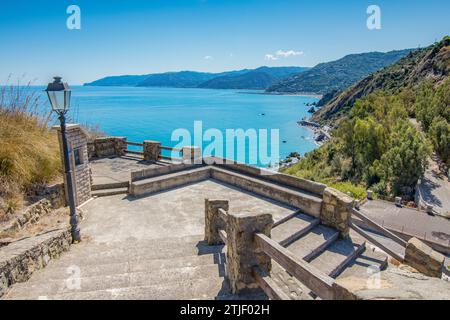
left=417, top=155, right=450, bottom=218
left=361, top=200, right=450, bottom=246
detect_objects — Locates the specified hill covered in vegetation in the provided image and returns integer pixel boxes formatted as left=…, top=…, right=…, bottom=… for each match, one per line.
left=313, top=38, right=450, bottom=123
left=283, top=37, right=450, bottom=200
left=84, top=67, right=308, bottom=90
left=266, top=50, right=412, bottom=95
left=198, top=67, right=308, bottom=90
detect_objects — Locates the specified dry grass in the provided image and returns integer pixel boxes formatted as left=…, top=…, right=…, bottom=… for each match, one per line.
left=0, top=82, right=61, bottom=218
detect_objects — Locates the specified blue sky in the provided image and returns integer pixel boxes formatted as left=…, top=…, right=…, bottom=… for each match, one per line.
left=0, top=0, right=449, bottom=84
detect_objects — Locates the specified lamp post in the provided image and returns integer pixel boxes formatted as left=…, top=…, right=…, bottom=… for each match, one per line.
left=45, top=76, right=81, bottom=243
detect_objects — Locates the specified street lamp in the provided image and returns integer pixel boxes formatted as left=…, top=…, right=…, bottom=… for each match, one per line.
left=45, top=76, right=81, bottom=243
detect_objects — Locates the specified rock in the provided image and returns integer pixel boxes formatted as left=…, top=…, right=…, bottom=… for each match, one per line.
left=404, top=237, right=445, bottom=278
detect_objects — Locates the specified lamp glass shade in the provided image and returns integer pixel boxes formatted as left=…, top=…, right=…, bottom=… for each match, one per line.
left=45, top=77, right=71, bottom=112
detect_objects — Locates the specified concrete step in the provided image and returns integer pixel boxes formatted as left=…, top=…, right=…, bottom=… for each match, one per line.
left=91, top=187, right=128, bottom=197
left=130, top=166, right=210, bottom=197
left=49, top=241, right=224, bottom=267
left=336, top=245, right=388, bottom=283
left=92, top=181, right=129, bottom=191
left=5, top=276, right=230, bottom=300
left=271, top=213, right=320, bottom=247
left=26, top=253, right=225, bottom=283
left=309, top=236, right=366, bottom=278
left=5, top=263, right=226, bottom=299
left=286, top=225, right=339, bottom=262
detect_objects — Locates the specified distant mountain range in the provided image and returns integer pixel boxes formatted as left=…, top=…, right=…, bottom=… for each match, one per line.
left=84, top=67, right=308, bottom=90
left=266, top=50, right=413, bottom=95
left=312, top=38, right=450, bottom=123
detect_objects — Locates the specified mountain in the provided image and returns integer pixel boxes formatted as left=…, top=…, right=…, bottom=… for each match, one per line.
left=136, top=71, right=219, bottom=88
left=85, top=75, right=150, bottom=87
left=266, top=50, right=413, bottom=95
left=84, top=67, right=308, bottom=89
left=313, top=37, right=450, bottom=122
left=198, top=67, right=309, bottom=89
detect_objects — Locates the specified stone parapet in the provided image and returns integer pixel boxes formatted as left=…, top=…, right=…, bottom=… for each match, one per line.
left=320, top=187, right=354, bottom=238
left=88, top=137, right=127, bottom=159
left=226, top=211, right=273, bottom=294
left=0, top=228, right=71, bottom=298
left=404, top=237, right=445, bottom=278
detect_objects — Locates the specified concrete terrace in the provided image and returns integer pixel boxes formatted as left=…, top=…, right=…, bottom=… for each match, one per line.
left=90, top=157, right=166, bottom=186
left=4, top=158, right=450, bottom=300
left=4, top=179, right=299, bottom=300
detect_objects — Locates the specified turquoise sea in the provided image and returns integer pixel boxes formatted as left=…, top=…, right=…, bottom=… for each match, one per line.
left=64, top=86, right=318, bottom=167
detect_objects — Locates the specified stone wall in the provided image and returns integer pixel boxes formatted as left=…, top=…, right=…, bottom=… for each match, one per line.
left=320, top=188, right=354, bottom=238
left=0, top=199, right=53, bottom=236
left=54, top=124, right=91, bottom=206
left=0, top=184, right=66, bottom=237
left=404, top=237, right=445, bottom=278
left=204, top=156, right=327, bottom=196
left=88, top=137, right=127, bottom=160
left=0, top=228, right=71, bottom=297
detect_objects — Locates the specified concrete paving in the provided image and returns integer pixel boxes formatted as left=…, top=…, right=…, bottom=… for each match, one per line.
left=90, top=157, right=166, bottom=185
left=4, top=179, right=296, bottom=300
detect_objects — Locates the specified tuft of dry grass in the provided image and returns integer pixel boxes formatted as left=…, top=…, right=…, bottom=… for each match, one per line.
left=0, top=82, right=61, bottom=217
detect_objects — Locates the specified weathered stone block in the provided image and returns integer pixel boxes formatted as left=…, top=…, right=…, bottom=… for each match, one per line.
left=404, top=237, right=444, bottom=278
left=320, top=187, right=354, bottom=238
left=204, top=199, right=229, bottom=245
left=226, top=211, right=273, bottom=294
left=143, top=141, right=161, bottom=162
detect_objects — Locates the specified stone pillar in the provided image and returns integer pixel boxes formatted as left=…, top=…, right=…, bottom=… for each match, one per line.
left=404, top=237, right=444, bottom=278
left=114, top=137, right=127, bottom=157
left=182, top=146, right=202, bottom=164
left=53, top=124, right=91, bottom=207
left=226, top=211, right=273, bottom=295
left=205, top=199, right=229, bottom=245
left=320, top=187, right=353, bottom=238
left=143, top=141, right=161, bottom=162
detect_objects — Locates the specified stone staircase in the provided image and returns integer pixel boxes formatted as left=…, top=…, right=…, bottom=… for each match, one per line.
left=91, top=181, right=129, bottom=198
left=271, top=212, right=388, bottom=294
left=2, top=235, right=252, bottom=300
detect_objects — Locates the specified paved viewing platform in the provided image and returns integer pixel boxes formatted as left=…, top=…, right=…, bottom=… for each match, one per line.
left=90, top=157, right=166, bottom=186
left=2, top=128, right=449, bottom=300
left=3, top=180, right=296, bottom=300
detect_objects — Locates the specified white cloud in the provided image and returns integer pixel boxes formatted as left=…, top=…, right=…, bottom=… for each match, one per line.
left=204, top=56, right=213, bottom=60
left=265, top=49, right=304, bottom=61
left=275, top=49, right=304, bottom=57
left=265, top=54, right=279, bottom=61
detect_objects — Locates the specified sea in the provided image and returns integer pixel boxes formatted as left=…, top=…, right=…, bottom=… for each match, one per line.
left=49, top=86, right=319, bottom=167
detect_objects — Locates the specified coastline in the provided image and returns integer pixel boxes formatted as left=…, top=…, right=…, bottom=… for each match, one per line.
left=241, top=91, right=323, bottom=99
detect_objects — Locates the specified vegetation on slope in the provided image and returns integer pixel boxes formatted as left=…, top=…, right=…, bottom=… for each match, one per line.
left=284, top=74, right=449, bottom=199
left=266, top=50, right=412, bottom=95
left=198, top=67, right=308, bottom=90
left=314, top=37, right=450, bottom=123
left=0, top=84, right=61, bottom=218
left=84, top=67, right=309, bottom=90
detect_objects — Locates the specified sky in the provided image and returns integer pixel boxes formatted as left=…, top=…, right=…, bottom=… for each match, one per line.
left=0, top=0, right=449, bottom=85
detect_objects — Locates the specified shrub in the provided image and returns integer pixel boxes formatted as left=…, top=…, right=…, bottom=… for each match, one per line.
left=0, top=83, right=61, bottom=215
